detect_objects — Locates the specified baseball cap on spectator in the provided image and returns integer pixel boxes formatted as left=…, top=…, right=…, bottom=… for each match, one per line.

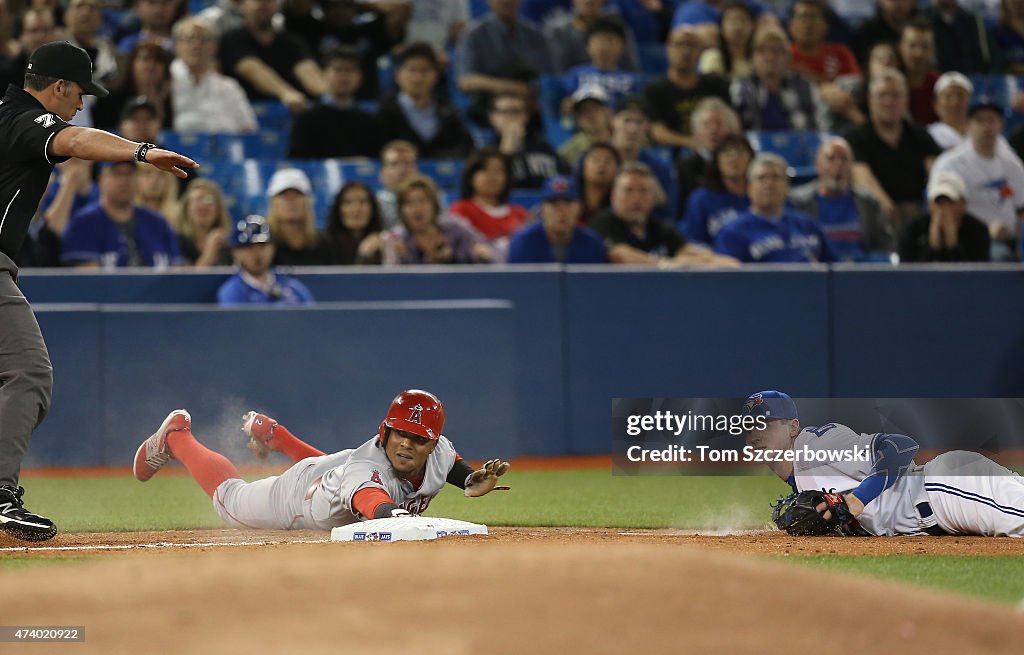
left=742, top=391, right=799, bottom=421
left=542, top=175, right=578, bottom=203
left=26, top=40, right=109, bottom=97
left=267, top=168, right=312, bottom=197
left=120, top=95, right=159, bottom=122
left=933, top=72, right=972, bottom=96
left=232, top=214, right=273, bottom=247
left=968, top=97, right=1004, bottom=118
left=927, top=171, right=967, bottom=202
left=572, top=84, right=610, bottom=113
left=615, top=95, right=649, bottom=117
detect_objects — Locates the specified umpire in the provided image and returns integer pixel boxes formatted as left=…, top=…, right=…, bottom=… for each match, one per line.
left=0, top=41, right=197, bottom=541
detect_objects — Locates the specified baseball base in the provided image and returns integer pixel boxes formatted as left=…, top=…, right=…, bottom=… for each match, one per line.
left=330, top=516, right=489, bottom=542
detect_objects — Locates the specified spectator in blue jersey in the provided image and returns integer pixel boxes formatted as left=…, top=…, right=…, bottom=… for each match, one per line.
left=61, top=162, right=183, bottom=269
left=789, top=137, right=893, bottom=262
left=507, top=175, right=608, bottom=263
left=217, top=215, right=315, bottom=306
left=561, top=17, right=644, bottom=109
left=993, top=0, right=1024, bottom=75
left=545, top=0, right=642, bottom=73
left=610, top=96, right=677, bottom=222
left=591, top=161, right=738, bottom=266
left=681, top=134, right=753, bottom=245
left=714, top=153, right=836, bottom=263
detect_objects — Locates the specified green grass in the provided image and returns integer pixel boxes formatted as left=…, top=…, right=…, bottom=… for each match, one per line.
left=14, top=470, right=1024, bottom=605
left=775, top=556, right=1024, bottom=604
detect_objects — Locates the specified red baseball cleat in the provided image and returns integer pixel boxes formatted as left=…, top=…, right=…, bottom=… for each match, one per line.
left=133, top=409, right=191, bottom=482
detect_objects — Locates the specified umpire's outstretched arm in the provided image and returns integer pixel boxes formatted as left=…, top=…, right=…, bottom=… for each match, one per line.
left=51, top=127, right=199, bottom=178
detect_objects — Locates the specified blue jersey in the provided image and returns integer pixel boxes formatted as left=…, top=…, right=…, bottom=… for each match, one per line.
left=563, top=64, right=643, bottom=108
left=713, top=209, right=836, bottom=263
left=217, top=271, right=315, bottom=306
left=61, top=202, right=183, bottom=268
left=814, top=193, right=865, bottom=262
left=507, top=221, right=608, bottom=264
left=638, top=150, right=678, bottom=223
left=680, top=187, right=749, bottom=245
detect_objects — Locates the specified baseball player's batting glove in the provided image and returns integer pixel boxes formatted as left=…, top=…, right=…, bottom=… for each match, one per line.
left=464, top=459, right=511, bottom=497
left=771, top=489, right=868, bottom=536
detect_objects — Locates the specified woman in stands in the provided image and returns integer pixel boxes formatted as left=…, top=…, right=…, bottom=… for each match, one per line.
left=266, top=168, right=332, bottom=266
left=679, top=134, right=753, bottom=245
left=449, top=148, right=529, bottom=255
left=576, top=141, right=622, bottom=225
left=174, top=178, right=232, bottom=267
left=698, top=1, right=755, bottom=78
left=93, top=41, right=173, bottom=130
left=322, top=181, right=385, bottom=266
left=135, top=163, right=179, bottom=223
left=383, top=175, right=495, bottom=265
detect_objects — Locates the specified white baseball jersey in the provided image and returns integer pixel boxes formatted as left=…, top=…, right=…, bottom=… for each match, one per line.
left=793, top=423, right=927, bottom=536
left=212, top=434, right=458, bottom=531
left=793, top=423, right=1024, bottom=537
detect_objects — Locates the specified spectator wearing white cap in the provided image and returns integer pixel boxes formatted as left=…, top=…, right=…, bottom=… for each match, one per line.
left=266, top=168, right=331, bottom=266
left=930, top=100, right=1024, bottom=260
left=558, top=84, right=614, bottom=166
left=928, top=73, right=1016, bottom=156
left=899, top=170, right=990, bottom=262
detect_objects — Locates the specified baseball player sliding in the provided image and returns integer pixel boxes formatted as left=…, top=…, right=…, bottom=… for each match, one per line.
left=133, top=390, right=510, bottom=530
left=743, top=391, right=1024, bottom=537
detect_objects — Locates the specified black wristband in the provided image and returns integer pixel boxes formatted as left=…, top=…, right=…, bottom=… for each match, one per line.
left=134, top=142, right=155, bottom=162
left=446, top=459, right=476, bottom=489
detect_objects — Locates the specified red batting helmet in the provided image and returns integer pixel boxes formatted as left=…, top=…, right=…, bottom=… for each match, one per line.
left=378, top=390, right=445, bottom=443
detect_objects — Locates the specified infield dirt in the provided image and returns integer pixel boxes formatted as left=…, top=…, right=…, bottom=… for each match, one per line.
left=1, top=528, right=1022, bottom=654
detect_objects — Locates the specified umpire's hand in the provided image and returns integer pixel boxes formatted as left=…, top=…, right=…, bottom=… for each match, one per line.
left=144, top=148, right=199, bottom=179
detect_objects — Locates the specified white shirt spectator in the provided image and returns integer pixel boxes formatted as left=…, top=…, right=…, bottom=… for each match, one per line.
left=931, top=141, right=1024, bottom=232
left=170, top=58, right=258, bottom=133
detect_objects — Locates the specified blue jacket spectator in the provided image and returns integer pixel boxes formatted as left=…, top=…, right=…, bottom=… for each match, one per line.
left=681, top=134, right=753, bottom=245
left=218, top=215, right=315, bottom=306
left=62, top=162, right=182, bottom=269
left=507, top=176, right=608, bottom=263
left=714, top=154, right=836, bottom=263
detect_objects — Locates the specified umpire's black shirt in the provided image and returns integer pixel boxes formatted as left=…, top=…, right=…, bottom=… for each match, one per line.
left=0, top=84, right=72, bottom=261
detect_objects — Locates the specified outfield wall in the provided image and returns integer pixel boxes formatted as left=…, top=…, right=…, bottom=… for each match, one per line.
left=19, top=264, right=1024, bottom=465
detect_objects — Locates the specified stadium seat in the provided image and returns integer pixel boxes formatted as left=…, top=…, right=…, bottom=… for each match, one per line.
left=377, top=55, right=396, bottom=95
left=296, top=160, right=345, bottom=198
left=159, top=131, right=215, bottom=161
left=636, top=43, right=668, bottom=76
left=214, top=131, right=289, bottom=162
left=538, top=74, right=574, bottom=149
left=420, top=159, right=464, bottom=192
left=337, top=160, right=380, bottom=187
left=251, top=101, right=292, bottom=132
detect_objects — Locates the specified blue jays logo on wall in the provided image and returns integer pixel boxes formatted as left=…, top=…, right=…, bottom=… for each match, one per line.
left=744, top=394, right=764, bottom=413
left=408, top=404, right=423, bottom=424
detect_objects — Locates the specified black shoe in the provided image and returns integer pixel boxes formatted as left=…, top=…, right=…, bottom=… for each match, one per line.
left=0, top=485, right=57, bottom=542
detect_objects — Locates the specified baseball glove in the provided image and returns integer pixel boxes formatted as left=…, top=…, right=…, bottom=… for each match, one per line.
left=771, top=489, right=866, bottom=536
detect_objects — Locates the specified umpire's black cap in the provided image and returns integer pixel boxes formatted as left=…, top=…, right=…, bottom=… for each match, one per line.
left=26, top=41, right=109, bottom=98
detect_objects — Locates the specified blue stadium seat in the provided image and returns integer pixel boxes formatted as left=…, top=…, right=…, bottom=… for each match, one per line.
left=469, top=0, right=490, bottom=18
left=296, top=160, right=345, bottom=199
left=636, top=43, right=668, bottom=76
left=420, top=159, right=464, bottom=192
left=538, top=74, right=574, bottom=149
left=968, top=74, right=1012, bottom=111
left=509, top=190, right=545, bottom=212
left=214, top=131, right=289, bottom=161
left=159, top=131, right=215, bottom=161
left=377, top=56, right=396, bottom=95
left=251, top=101, right=292, bottom=132
left=337, top=160, right=381, bottom=187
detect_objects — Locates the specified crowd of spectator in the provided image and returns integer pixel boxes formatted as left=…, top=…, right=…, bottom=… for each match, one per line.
left=4, top=0, right=1024, bottom=304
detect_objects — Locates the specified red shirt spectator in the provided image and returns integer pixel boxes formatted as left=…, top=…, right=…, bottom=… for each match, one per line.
left=791, top=42, right=861, bottom=83
left=448, top=200, right=528, bottom=240
left=449, top=148, right=528, bottom=243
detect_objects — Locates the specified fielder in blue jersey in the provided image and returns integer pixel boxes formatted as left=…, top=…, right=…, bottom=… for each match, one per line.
left=217, top=215, right=314, bottom=306
left=714, top=154, right=836, bottom=263
left=743, top=391, right=1024, bottom=537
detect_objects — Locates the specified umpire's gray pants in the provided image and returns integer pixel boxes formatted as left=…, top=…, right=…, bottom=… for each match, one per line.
left=0, top=252, right=53, bottom=486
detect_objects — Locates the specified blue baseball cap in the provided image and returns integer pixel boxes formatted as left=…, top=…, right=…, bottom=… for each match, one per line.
left=232, top=214, right=272, bottom=247
left=742, top=391, right=799, bottom=421
left=542, top=175, right=578, bottom=203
